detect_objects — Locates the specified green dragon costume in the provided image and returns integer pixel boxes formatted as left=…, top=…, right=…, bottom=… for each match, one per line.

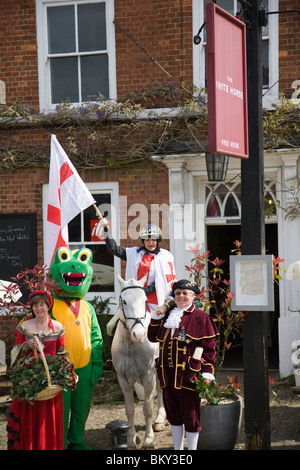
left=48, top=247, right=103, bottom=450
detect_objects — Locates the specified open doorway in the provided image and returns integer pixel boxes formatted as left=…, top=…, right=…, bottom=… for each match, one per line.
left=207, top=223, right=279, bottom=369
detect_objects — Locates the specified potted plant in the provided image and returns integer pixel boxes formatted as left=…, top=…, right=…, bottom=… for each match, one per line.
left=193, top=374, right=243, bottom=450
left=291, top=340, right=300, bottom=386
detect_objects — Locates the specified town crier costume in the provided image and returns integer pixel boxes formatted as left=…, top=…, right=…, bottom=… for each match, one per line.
left=148, top=279, right=219, bottom=450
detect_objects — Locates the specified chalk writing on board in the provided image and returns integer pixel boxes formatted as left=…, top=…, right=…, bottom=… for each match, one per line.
left=0, top=226, right=30, bottom=244
left=0, top=249, right=23, bottom=267
left=0, top=215, right=36, bottom=274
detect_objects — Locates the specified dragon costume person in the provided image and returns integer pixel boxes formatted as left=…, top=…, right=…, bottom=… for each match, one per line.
left=48, top=247, right=103, bottom=450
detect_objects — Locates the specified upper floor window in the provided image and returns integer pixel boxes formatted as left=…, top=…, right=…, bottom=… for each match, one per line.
left=192, top=0, right=279, bottom=108
left=36, top=0, right=117, bottom=112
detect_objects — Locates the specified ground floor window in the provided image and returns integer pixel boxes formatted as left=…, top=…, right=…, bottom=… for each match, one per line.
left=205, top=176, right=277, bottom=220
left=43, top=181, right=119, bottom=297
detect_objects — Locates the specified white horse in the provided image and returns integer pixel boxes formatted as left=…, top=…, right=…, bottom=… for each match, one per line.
left=111, top=275, right=166, bottom=448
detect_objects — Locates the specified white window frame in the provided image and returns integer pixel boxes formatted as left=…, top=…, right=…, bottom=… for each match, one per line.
left=36, top=0, right=117, bottom=113
left=192, top=0, right=279, bottom=109
left=42, top=181, right=121, bottom=304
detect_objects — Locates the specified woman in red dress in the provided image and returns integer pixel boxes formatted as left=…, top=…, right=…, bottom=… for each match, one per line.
left=7, top=290, right=65, bottom=450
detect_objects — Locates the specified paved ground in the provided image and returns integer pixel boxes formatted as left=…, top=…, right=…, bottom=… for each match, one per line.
left=1, top=368, right=300, bottom=451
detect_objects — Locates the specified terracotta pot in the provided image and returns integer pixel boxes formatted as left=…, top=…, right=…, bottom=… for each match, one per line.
left=197, top=396, right=243, bottom=450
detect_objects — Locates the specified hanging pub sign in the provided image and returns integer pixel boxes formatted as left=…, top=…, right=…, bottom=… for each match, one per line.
left=206, top=2, right=248, bottom=159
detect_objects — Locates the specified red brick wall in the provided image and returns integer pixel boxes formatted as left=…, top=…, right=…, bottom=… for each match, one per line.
left=0, top=165, right=47, bottom=264
left=114, top=0, right=193, bottom=98
left=1, top=0, right=299, bottom=107
left=278, top=0, right=300, bottom=98
left=0, top=0, right=39, bottom=108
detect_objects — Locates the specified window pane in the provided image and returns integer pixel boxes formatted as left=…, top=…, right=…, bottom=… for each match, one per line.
left=207, top=194, right=221, bottom=217
left=215, top=184, right=228, bottom=204
left=204, top=0, right=234, bottom=18
left=69, top=214, right=81, bottom=242
left=264, top=191, right=276, bottom=216
left=51, top=57, right=79, bottom=103
left=232, top=183, right=241, bottom=199
left=261, top=0, right=269, bottom=37
left=68, top=192, right=114, bottom=292
left=47, top=5, right=75, bottom=54
left=217, top=0, right=234, bottom=16
left=78, top=3, right=107, bottom=52
left=262, top=40, right=269, bottom=87
left=89, top=244, right=114, bottom=292
left=84, top=193, right=111, bottom=241
left=224, top=194, right=239, bottom=217
left=81, top=55, right=109, bottom=101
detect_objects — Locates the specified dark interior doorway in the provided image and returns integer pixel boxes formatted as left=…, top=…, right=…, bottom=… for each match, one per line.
left=207, top=223, right=279, bottom=369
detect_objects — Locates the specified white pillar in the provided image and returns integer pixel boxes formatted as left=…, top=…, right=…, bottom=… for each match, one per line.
left=278, top=153, right=300, bottom=376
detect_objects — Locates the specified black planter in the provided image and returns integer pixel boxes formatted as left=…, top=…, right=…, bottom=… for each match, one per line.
left=197, top=397, right=243, bottom=450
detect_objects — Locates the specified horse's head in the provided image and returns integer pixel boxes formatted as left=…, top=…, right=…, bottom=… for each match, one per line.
left=118, top=274, right=148, bottom=343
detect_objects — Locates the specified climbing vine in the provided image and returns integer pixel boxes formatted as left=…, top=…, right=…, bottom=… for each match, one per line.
left=1, top=86, right=300, bottom=178
left=263, top=93, right=300, bottom=150
left=0, top=83, right=208, bottom=172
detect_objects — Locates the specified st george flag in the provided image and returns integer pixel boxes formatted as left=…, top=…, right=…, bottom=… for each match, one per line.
left=45, top=134, right=96, bottom=267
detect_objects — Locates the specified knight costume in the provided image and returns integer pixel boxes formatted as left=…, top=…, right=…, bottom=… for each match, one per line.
left=103, top=224, right=176, bottom=335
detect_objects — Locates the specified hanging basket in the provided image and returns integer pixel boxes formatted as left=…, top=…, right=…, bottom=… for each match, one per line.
left=33, top=335, right=63, bottom=401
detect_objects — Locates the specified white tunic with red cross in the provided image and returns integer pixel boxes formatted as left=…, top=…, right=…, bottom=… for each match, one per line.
left=125, top=247, right=176, bottom=313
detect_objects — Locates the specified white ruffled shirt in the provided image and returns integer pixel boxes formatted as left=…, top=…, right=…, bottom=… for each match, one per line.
left=163, top=306, right=187, bottom=330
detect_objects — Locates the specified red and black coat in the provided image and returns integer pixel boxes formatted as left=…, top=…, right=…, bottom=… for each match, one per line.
left=148, top=304, right=219, bottom=391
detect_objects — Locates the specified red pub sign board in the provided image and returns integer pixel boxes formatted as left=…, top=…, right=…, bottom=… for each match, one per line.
left=206, top=2, right=248, bottom=159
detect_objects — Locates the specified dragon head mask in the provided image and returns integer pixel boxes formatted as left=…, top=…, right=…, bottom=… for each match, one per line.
left=48, top=247, right=93, bottom=299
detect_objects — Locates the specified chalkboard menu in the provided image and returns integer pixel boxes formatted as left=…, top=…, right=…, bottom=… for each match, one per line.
left=0, top=213, right=37, bottom=300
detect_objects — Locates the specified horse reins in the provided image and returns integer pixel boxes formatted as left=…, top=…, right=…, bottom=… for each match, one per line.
left=119, top=285, right=148, bottom=331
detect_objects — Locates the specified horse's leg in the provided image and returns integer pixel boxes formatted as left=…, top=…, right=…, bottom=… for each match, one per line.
left=142, top=379, right=155, bottom=447
left=153, top=376, right=166, bottom=432
left=117, top=376, right=137, bottom=448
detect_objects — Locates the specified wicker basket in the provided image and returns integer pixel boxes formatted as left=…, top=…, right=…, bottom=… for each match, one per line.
left=33, top=335, right=63, bottom=401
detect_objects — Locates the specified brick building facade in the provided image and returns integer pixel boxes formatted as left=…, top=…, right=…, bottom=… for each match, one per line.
left=0, top=1, right=300, bottom=374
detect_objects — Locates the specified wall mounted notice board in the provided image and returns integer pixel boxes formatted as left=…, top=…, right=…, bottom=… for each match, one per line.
left=0, top=213, right=37, bottom=300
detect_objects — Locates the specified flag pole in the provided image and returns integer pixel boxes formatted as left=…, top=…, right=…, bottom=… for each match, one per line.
left=93, top=204, right=109, bottom=231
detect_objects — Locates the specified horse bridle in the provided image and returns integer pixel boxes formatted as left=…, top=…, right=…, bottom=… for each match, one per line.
left=119, top=285, right=147, bottom=331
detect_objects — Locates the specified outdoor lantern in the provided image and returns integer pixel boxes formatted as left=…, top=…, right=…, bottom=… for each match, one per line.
left=205, top=152, right=229, bottom=182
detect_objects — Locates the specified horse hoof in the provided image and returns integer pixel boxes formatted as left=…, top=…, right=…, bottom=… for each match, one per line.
left=153, top=422, right=165, bottom=432
left=143, top=440, right=154, bottom=449
left=128, top=445, right=137, bottom=450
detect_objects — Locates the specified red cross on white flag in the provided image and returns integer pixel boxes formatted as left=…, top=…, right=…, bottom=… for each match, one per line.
left=166, top=261, right=176, bottom=289
left=45, top=135, right=96, bottom=267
